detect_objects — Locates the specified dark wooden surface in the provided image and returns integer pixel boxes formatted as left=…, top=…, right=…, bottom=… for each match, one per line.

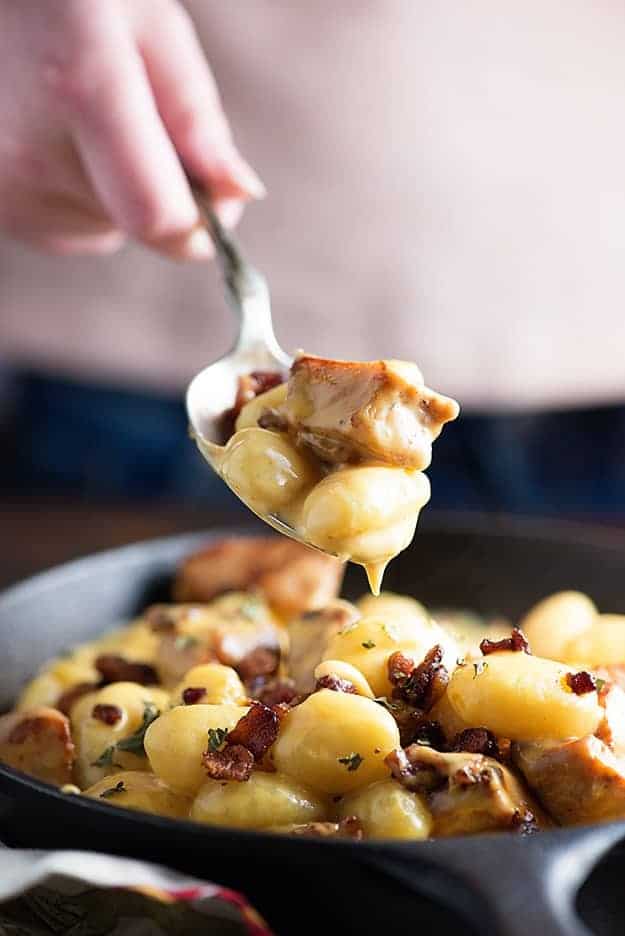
left=0, top=499, right=249, bottom=590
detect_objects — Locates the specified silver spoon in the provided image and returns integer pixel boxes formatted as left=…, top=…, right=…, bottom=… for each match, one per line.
left=186, top=187, right=292, bottom=445
left=185, top=189, right=314, bottom=544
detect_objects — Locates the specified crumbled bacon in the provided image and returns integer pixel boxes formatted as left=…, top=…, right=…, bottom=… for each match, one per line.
left=226, top=701, right=280, bottom=761
left=95, top=654, right=160, bottom=686
left=92, top=703, right=123, bottom=726
left=480, top=628, right=530, bottom=656
left=510, top=810, right=538, bottom=835
left=385, top=748, right=425, bottom=792
left=290, top=816, right=364, bottom=839
left=56, top=682, right=98, bottom=716
left=413, top=719, right=447, bottom=751
left=315, top=675, right=358, bottom=694
left=254, top=678, right=300, bottom=707
left=202, top=743, right=254, bottom=782
left=182, top=687, right=207, bottom=705
left=144, top=605, right=176, bottom=633
left=388, top=646, right=449, bottom=711
left=453, top=728, right=500, bottom=761
left=219, top=371, right=285, bottom=442
left=565, top=670, right=597, bottom=695
left=236, top=647, right=280, bottom=684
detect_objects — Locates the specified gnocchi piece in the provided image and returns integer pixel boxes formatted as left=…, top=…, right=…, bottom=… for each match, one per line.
left=446, top=652, right=603, bottom=742
left=313, top=660, right=374, bottom=697
left=567, top=614, right=625, bottom=667
left=190, top=770, right=326, bottom=829
left=322, top=614, right=457, bottom=697
left=144, top=703, right=248, bottom=796
left=17, top=658, right=98, bottom=711
left=235, top=382, right=289, bottom=431
left=357, top=592, right=429, bottom=627
left=520, top=591, right=597, bottom=663
left=272, top=689, right=400, bottom=795
left=83, top=770, right=191, bottom=819
left=301, top=466, right=431, bottom=570
left=221, top=427, right=319, bottom=515
left=338, top=779, right=432, bottom=840
left=171, top=663, right=246, bottom=707
left=72, top=682, right=169, bottom=789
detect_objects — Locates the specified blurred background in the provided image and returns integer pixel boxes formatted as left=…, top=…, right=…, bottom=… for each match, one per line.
left=2, top=1, right=625, bottom=583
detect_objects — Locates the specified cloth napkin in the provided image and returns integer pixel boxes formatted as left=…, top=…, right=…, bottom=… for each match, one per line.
left=0, top=847, right=273, bottom=935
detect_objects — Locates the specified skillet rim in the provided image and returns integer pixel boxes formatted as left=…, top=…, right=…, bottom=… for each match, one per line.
left=2, top=510, right=625, bottom=851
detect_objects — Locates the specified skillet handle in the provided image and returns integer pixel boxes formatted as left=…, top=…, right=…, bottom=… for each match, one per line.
left=357, top=824, right=625, bottom=936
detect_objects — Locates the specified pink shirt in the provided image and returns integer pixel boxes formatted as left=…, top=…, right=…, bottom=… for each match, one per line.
left=2, top=0, right=625, bottom=409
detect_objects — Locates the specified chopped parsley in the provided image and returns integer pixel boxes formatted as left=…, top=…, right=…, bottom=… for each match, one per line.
left=100, top=780, right=126, bottom=799
left=456, top=657, right=467, bottom=668
left=91, top=746, right=119, bottom=768
left=595, top=678, right=606, bottom=693
left=473, top=661, right=488, bottom=679
left=92, top=701, right=160, bottom=767
left=338, top=752, right=363, bottom=772
left=207, top=727, right=228, bottom=752
left=116, top=701, right=160, bottom=756
left=240, top=598, right=263, bottom=620
left=361, top=640, right=376, bottom=649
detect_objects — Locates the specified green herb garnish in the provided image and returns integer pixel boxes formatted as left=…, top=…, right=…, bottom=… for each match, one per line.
left=207, top=727, right=228, bottom=753
left=595, top=678, right=606, bottom=692
left=473, top=661, right=488, bottom=679
left=100, top=780, right=126, bottom=799
left=115, top=701, right=160, bottom=756
left=338, top=752, right=363, bottom=772
left=361, top=640, right=376, bottom=649
left=91, top=746, right=119, bottom=768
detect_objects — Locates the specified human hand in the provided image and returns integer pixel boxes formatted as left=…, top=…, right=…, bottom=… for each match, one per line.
left=0, top=0, right=265, bottom=259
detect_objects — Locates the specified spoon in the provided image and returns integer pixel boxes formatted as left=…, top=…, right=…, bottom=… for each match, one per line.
left=185, top=189, right=315, bottom=545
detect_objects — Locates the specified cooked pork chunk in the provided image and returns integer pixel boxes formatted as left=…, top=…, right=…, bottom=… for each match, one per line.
left=288, top=601, right=360, bottom=693
left=0, top=707, right=75, bottom=786
left=386, top=744, right=547, bottom=836
left=173, top=537, right=344, bottom=619
left=513, top=735, right=625, bottom=825
left=280, top=355, right=459, bottom=468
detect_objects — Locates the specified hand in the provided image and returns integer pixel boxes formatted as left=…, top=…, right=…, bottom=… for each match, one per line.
left=0, top=0, right=265, bottom=259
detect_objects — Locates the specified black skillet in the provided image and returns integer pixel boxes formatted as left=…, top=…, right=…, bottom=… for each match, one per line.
left=1, top=514, right=625, bottom=936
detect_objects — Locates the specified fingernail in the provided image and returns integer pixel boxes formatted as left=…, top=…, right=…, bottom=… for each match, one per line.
left=185, top=227, right=214, bottom=260
left=229, top=154, right=267, bottom=199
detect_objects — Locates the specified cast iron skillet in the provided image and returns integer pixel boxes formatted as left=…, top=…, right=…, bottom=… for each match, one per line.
left=1, top=514, right=625, bottom=936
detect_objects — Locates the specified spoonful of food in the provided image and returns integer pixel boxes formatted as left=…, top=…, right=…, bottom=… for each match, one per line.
left=186, top=187, right=459, bottom=593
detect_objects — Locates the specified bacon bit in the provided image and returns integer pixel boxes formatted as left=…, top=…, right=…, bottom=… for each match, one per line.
left=219, top=371, right=285, bottom=442
left=315, top=675, right=358, bottom=695
left=182, top=687, right=207, bottom=705
left=202, top=743, right=254, bottom=782
left=95, top=655, right=160, bottom=687
left=290, top=817, right=364, bottom=840
left=254, top=679, right=300, bottom=707
left=92, top=703, right=123, bottom=726
left=388, top=646, right=449, bottom=712
left=385, top=748, right=422, bottom=791
left=413, top=720, right=447, bottom=751
left=236, top=647, right=280, bottom=684
left=480, top=628, right=531, bottom=656
left=565, top=670, right=597, bottom=695
left=226, top=701, right=280, bottom=761
left=453, top=727, right=500, bottom=760
left=144, top=605, right=176, bottom=633
left=510, top=810, right=538, bottom=835
left=56, top=682, right=98, bottom=716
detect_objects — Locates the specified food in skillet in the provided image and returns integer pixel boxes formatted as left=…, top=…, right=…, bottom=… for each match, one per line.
left=5, top=539, right=625, bottom=838
left=198, top=355, right=459, bottom=593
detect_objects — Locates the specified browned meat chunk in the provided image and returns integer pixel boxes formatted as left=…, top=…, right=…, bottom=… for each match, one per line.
left=0, top=707, right=75, bottom=786
left=288, top=600, right=360, bottom=693
left=281, top=355, right=459, bottom=468
left=386, top=745, right=547, bottom=836
left=173, top=537, right=344, bottom=619
left=513, top=735, right=625, bottom=825
left=219, top=371, right=285, bottom=443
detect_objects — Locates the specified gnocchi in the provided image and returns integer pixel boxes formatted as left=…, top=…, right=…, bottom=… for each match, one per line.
left=5, top=539, right=625, bottom=841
